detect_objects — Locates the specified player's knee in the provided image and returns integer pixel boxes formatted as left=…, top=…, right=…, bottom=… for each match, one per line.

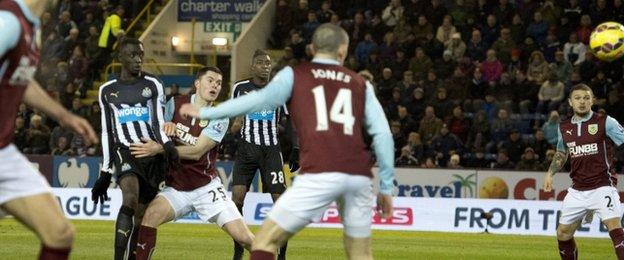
left=122, top=193, right=139, bottom=209
left=556, top=226, right=574, bottom=240
left=141, top=207, right=164, bottom=228
left=42, top=221, right=75, bottom=247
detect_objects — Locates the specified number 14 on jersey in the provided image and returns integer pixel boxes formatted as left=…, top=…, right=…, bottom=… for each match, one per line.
left=311, top=85, right=355, bottom=135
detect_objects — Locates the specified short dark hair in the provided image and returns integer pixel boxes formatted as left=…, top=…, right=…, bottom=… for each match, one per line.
left=196, top=66, right=222, bottom=79
left=569, top=83, right=593, bottom=96
left=119, top=38, right=142, bottom=50
left=252, top=49, right=269, bottom=61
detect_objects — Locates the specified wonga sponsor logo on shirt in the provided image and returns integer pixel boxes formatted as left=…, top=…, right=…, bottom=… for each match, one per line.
left=117, top=106, right=149, bottom=124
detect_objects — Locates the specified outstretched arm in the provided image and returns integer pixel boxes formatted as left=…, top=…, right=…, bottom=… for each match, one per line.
left=182, top=67, right=294, bottom=120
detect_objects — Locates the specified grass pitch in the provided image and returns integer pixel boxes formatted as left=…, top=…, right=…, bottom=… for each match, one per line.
left=0, top=219, right=616, bottom=259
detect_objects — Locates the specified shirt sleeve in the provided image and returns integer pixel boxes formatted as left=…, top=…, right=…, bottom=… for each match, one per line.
left=364, top=81, right=395, bottom=195
left=99, top=84, right=115, bottom=173
left=146, top=77, right=170, bottom=144
left=0, top=11, right=21, bottom=57
left=606, top=116, right=624, bottom=146
left=201, top=118, right=229, bottom=143
left=199, top=67, right=294, bottom=119
left=164, top=98, right=175, bottom=122
left=556, top=127, right=566, bottom=152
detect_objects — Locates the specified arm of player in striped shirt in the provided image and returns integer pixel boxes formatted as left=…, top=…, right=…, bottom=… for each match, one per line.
left=99, top=83, right=115, bottom=173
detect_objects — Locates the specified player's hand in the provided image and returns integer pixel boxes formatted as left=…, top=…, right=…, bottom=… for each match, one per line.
left=163, top=122, right=177, bottom=137
left=376, top=193, right=393, bottom=219
left=129, top=138, right=164, bottom=158
left=179, top=103, right=200, bottom=119
left=543, top=172, right=554, bottom=192
left=289, top=148, right=300, bottom=172
left=59, top=113, right=99, bottom=146
left=91, top=171, right=112, bottom=204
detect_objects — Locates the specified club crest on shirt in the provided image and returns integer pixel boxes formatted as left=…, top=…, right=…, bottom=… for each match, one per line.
left=142, top=87, right=152, bottom=98
left=588, top=124, right=598, bottom=135
left=199, top=120, right=208, bottom=128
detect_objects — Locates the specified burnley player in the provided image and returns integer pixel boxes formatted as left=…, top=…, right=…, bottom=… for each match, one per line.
left=543, top=84, right=624, bottom=260
left=180, top=23, right=395, bottom=260
left=90, top=38, right=179, bottom=260
left=129, top=66, right=254, bottom=259
left=0, top=0, right=98, bottom=259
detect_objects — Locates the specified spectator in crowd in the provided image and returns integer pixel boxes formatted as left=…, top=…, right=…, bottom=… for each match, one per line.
left=434, top=50, right=457, bottom=81
left=589, top=71, right=611, bottom=105
left=49, top=124, right=74, bottom=153
left=62, top=28, right=81, bottom=61
left=51, top=137, right=74, bottom=156
left=293, top=0, right=309, bottom=25
left=24, top=115, right=51, bottom=154
left=499, top=129, right=527, bottom=164
left=530, top=129, right=552, bottom=160
left=396, top=70, right=417, bottom=97
left=430, top=124, right=463, bottom=167
left=382, top=0, right=404, bottom=27
left=406, top=132, right=426, bottom=163
left=536, top=72, right=565, bottom=114
left=446, top=106, right=470, bottom=143
left=448, top=154, right=462, bottom=169
left=436, top=15, right=457, bottom=45
left=41, top=31, right=65, bottom=61
left=527, top=51, right=550, bottom=85
left=345, top=12, right=368, bottom=46
left=465, top=147, right=491, bottom=168
left=481, top=14, right=500, bottom=47
left=395, top=105, right=418, bottom=136
left=515, top=147, right=542, bottom=171
left=419, top=106, right=444, bottom=145
left=467, top=29, right=487, bottom=62
left=396, top=145, right=419, bottom=166
left=538, top=0, right=562, bottom=27
left=420, top=156, right=439, bottom=168
left=578, top=52, right=598, bottom=83
left=302, top=10, right=321, bottom=41
left=468, top=68, right=488, bottom=104
left=445, top=67, right=469, bottom=104
left=316, top=0, right=335, bottom=23
left=421, top=32, right=445, bottom=60
left=78, top=12, right=98, bottom=39
left=388, top=48, right=409, bottom=79
left=404, top=88, right=426, bottom=122
left=422, top=70, right=444, bottom=102
left=378, top=32, right=398, bottom=62
left=541, top=110, right=561, bottom=147
left=550, top=50, right=573, bottom=83
left=449, top=0, right=469, bottom=29
left=542, top=34, right=561, bottom=63
left=377, top=67, right=396, bottom=102
left=481, top=49, right=504, bottom=82
left=391, top=120, right=407, bottom=155
left=288, top=31, right=307, bottom=61
left=509, top=14, right=525, bottom=43
left=491, top=27, right=517, bottom=64
left=489, top=108, right=514, bottom=151
left=576, top=14, right=593, bottom=44
left=355, top=33, right=377, bottom=66
left=526, top=11, right=549, bottom=44
left=413, top=15, right=433, bottom=41
left=492, top=149, right=515, bottom=169
left=563, top=33, right=587, bottom=66
left=13, top=117, right=27, bottom=151
left=432, top=88, right=454, bottom=119
left=41, top=11, right=55, bottom=39
left=409, top=47, right=433, bottom=80
left=70, top=98, right=89, bottom=119
left=57, top=10, right=78, bottom=38
left=466, top=110, right=491, bottom=150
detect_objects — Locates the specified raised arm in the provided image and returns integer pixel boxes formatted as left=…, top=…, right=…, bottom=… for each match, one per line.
left=194, top=67, right=294, bottom=120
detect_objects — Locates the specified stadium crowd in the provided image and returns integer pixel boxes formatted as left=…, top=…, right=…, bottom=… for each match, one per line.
left=267, top=0, right=624, bottom=171
left=15, top=0, right=624, bottom=172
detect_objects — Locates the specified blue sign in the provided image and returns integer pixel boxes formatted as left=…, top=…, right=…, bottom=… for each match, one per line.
left=178, top=0, right=265, bottom=22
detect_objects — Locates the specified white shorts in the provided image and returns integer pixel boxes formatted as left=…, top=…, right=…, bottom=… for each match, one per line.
left=0, top=144, right=51, bottom=206
left=559, top=186, right=622, bottom=225
left=267, top=172, right=375, bottom=238
left=158, top=178, right=241, bottom=227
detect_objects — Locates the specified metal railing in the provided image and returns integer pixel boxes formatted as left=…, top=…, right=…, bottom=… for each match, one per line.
left=103, top=62, right=205, bottom=80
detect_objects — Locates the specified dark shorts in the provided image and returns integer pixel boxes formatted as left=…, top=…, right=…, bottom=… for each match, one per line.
left=232, top=142, right=286, bottom=194
left=113, top=148, right=166, bottom=204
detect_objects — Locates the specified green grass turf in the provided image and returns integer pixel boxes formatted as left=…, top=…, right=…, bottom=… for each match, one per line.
left=0, top=219, right=616, bottom=259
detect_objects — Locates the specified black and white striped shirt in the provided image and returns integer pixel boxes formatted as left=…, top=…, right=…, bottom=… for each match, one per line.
left=231, top=79, right=287, bottom=146
left=99, top=72, right=170, bottom=173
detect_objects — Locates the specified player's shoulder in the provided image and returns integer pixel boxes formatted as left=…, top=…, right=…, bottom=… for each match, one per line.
left=141, top=72, right=164, bottom=86
left=233, top=78, right=252, bottom=89
left=99, top=79, right=118, bottom=92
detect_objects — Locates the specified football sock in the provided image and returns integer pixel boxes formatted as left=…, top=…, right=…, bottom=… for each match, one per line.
left=128, top=226, right=140, bottom=260
left=135, top=225, right=157, bottom=260
left=277, top=242, right=288, bottom=260
left=39, top=244, right=71, bottom=260
left=250, top=250, right=274, bottom=260
left=557, top=238, right=577, bottom=260
left=232, top=203, right=244, bottom=260
left=115, top=206, right=135, bottom=260
left=609, top=228, right=624, bottom=260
